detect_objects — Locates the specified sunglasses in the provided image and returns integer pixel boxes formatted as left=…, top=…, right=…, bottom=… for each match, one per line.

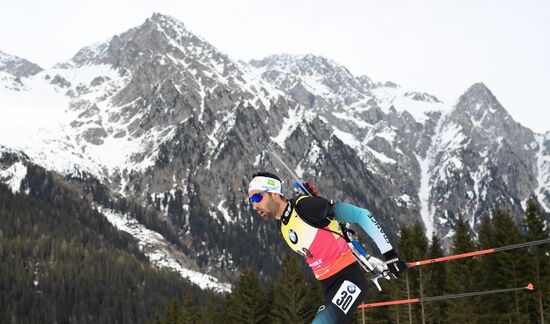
left=249, top=189, right=269, bottom=204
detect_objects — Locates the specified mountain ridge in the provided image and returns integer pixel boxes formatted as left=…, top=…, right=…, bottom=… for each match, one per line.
left=0, top=50, right=43, bottom=77
left=1, top=13, right=549, bottom=288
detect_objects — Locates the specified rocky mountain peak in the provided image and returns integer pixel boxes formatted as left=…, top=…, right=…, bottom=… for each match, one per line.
left=404, top=91, right=441, bottom=103
left=2, top=13, right=550, bottom=287
left=356, top=75, right=374, bottom=89
left=458, top=82, right=499, bottom=108
left=150, top=12, right=186, bottom=29
left=56, top=12, right=230, bottom=72
left=464, top=82, right=492, bottom=96
left=250, top=53, right=355, bottom=80
left=0, top=50, right=43, bottom=77
left=249, top=53, right=374, bottom=113
left=449, top=82, right=518, bottom=134
left=126, top=13, right=231, bottom=67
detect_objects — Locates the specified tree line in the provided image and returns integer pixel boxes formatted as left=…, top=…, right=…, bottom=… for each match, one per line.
left=155, top=198, right=549, bottom=323
left=1, top=164, right=549, bottom=323
left=0, top=181, right=206, bottom=324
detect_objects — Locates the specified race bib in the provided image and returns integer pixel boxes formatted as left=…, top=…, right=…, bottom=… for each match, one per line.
left=331, top=280, right=361, bottom=314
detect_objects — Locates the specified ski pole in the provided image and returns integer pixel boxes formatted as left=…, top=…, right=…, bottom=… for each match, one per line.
left=358, top=283, right=534, bottom=308
left=408, top=237, right=550, bottom=268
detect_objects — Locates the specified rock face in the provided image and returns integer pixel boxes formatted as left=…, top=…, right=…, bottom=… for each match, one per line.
left=248, top=55, right=550, bottom=242
left=421, top=83, right=541, bottom=238
left=0, top=50, right=43, bottom=77
left=1, top=13, right=549, bottom=284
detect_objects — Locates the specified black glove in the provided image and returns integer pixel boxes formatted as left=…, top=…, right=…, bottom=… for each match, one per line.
left=383, top=249, right=408, bottom=278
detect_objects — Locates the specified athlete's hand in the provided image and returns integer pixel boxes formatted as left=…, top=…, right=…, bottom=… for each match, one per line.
left=383, top=249, right=408, bottom=278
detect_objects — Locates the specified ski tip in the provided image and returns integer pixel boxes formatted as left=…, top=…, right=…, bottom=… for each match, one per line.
left=527, top=283, right=534, bottom=291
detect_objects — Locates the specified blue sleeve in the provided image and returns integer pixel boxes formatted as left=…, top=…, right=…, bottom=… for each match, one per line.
left=333, top=201, right=393, bottom=254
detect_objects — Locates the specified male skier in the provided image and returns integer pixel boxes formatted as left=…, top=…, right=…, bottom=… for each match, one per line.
left=248, top=172, right=407, bottom=323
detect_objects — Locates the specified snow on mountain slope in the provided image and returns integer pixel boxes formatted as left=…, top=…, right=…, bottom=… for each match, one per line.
left=0, top=50, right=43, bottom=77
left=247, top=54, right=453, bottom=187
left=415, top=116, right=469, bottom=236
left=248, top=53, right=550, bottom=242
left=99, top=207, right=231, bottom=292
left=0, top=71, right=87, bottom=174
left=0, top=160, right=27, bottom=194
left=370, top=85, right=444, bottom=123
left=2, top=13, right=550, bottom=282
left=0, top=71, right=26, bottom=91
left=0, top=63, right=145, bottom=178
left=0, top=14, right=304, bottom=285
left=250, top=54, right=372, bottom=114
left=0, top=14, right=282, bottom=182
left=535, top=132, right=550, bottom=212
left=250, top=54, right=446, bottom=125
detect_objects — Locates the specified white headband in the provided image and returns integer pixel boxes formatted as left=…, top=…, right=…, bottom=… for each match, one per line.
left=248, top=176, right=283, bottom=195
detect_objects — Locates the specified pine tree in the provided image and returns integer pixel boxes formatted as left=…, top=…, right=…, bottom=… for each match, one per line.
left=227, top=268, right=268, bottom=324
left=475, top=212, right=498, bottom=322
left=393, top=224, right=410, bottom=324
left=423, top=233, right=445, bottom=324
left=0, top=183, right=207, bottom=324
left=411, top=222, right=429, bottom=324
left=523, top=198, right=550, bottom=324
left=163, top=299, right=182, bottom=324
left=200, top=291, right=226, bottom=324
left=271, top=252, right=317, bottom=323
left=490, top=208, right=529, bottom=323
left=445, top=215, right=478, bottom=324
left=396, top=221, right=428, bottom=324
left=180, top=293, right=200, bottom=324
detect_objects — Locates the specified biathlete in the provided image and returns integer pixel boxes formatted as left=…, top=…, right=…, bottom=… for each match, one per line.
left=248, top=172, right=407, bottom=323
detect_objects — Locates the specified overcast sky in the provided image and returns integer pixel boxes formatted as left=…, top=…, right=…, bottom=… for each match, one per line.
left=1, top=0, right=549, bottom=132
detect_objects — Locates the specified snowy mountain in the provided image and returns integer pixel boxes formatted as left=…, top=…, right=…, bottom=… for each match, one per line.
left=0, top=144, right=230, bottom=291
left=248, top=54, right=550, bottom=240
left=0, top=50, right=43, bottom=78
left=0, top=13, right=296, bottom=287
left=1, top=13, right=549, bottom=288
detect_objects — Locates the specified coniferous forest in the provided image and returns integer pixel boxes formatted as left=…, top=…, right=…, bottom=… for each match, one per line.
left=2, top=174, right=549, bottom=323
left=154, top=199, right=550, bottom=324
left=0, top=180, right=206, bottom=324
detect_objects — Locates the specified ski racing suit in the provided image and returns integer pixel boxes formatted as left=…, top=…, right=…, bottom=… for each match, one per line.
left=278, top=195, right=394, bottom=324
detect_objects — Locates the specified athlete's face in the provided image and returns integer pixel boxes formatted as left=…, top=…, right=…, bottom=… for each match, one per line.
left=249, top=190, right=280, bottom=220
